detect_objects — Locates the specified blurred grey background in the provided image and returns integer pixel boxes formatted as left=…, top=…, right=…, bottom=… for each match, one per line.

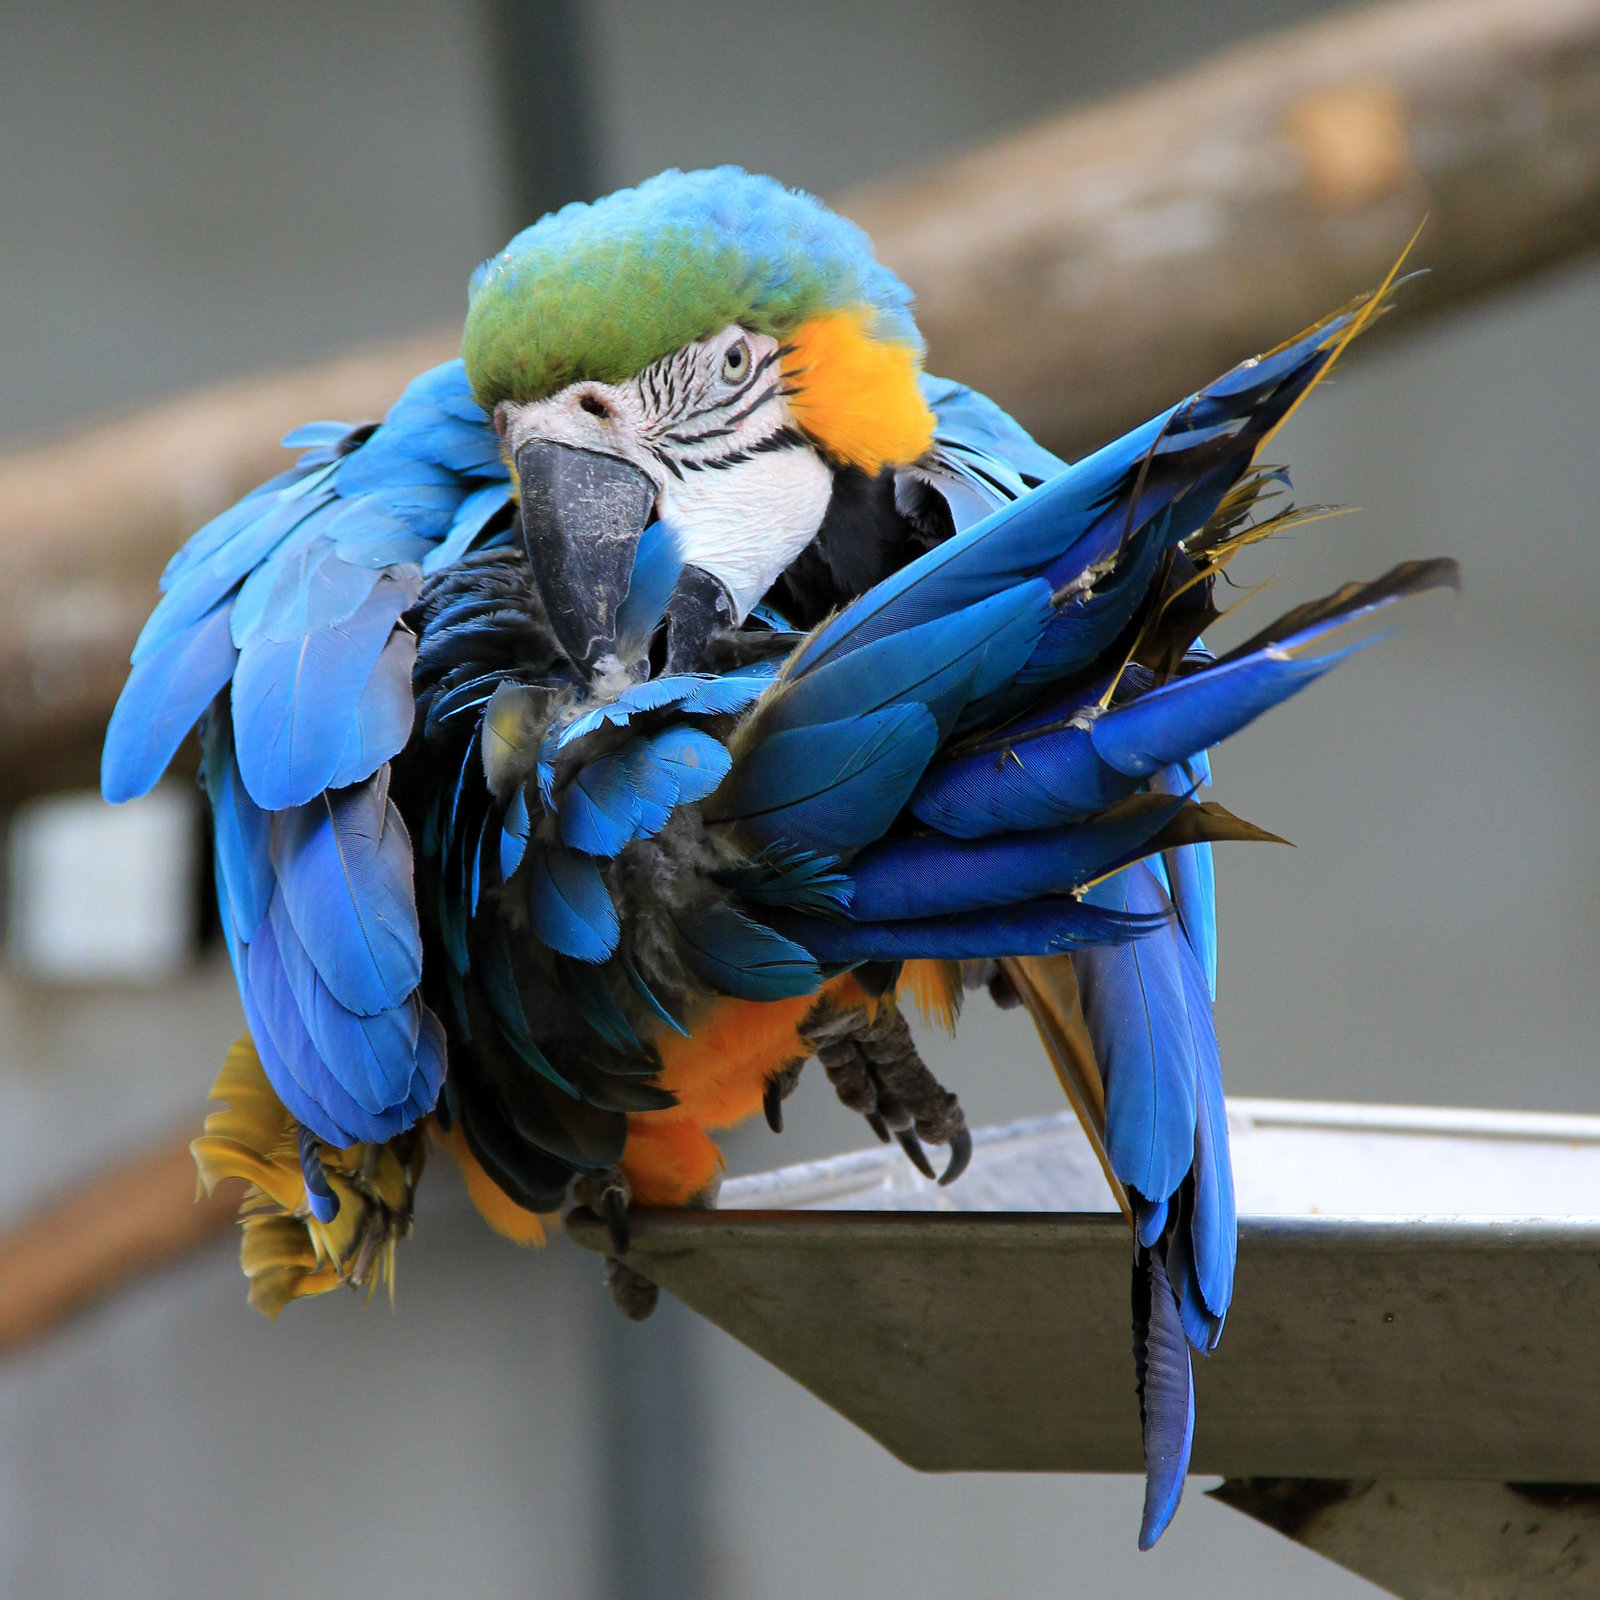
left=0, top=0, right=1594, bottom=1595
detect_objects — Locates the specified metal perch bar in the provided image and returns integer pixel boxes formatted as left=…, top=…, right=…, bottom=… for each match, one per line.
left=569, top=1101, right=1600, bottom=1599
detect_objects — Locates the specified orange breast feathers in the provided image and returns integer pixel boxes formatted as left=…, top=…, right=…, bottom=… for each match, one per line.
left=621, top=978, right=856, bottom=1207
left=446, top=964, right=955, bottom=1230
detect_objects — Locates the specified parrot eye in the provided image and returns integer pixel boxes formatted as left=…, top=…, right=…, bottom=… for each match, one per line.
left=721, top=340, right=750, bottom=383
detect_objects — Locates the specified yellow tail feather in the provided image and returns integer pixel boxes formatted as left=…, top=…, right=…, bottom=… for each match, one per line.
left=1001, top=956, right=1132, bottom=1225
left=899, top=959, right=963, bottom=1036
left=192, top=1036, right=425, bottom=1319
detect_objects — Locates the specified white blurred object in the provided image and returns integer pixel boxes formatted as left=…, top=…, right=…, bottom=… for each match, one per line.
left=7, top=786, right=199, bottom=983
left=724, top=1098, right=1600, bottom=1218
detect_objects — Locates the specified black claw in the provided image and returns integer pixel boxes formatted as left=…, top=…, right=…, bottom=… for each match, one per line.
left=866, top=1112, right=891, bottom=1145
left=605, top=1257, right=659, bottom=1321
left=938, top=1126, right=973, bottom=1187
left=764, top=1078, right=785, bottom=1133
left=895, top=1128, right=938, bottom=1181
left=603, top=1187, right=630, bottom=1255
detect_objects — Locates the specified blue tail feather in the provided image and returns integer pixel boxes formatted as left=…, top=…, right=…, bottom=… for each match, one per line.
left=1135, top=1248, right=1196, bottom=1550
left=1074, top=865, right=1199, bottom=1205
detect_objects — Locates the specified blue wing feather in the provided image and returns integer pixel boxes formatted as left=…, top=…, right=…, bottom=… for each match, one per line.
left=200, top=717, right=273, bottom=945
left=676, top=906, right=821, bottom=1002
left=269, top=776, right=424, bottom=1017
left=102, top=603, right=238, bottom=804
left=527, top=844, right=620, bottom=962
left=244, top=915, right=411, bottom=1146
left=232, top=573, right=418, bottom=810
left=267, top=890, right=423, bottom=1116
left=766, top=582, right=1052, bottom=737
left=714, top=705, right=939, bottom=856
left=328, top=627, right=418, bottom=792
left=1092, top=638, right=1369, bottom=779
left=767, top=896, right=1163, bottom=963
left=845, top=798, right=1185, bottom=921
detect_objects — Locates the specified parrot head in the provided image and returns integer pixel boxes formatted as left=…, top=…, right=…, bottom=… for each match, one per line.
left=462, top=167, right=936, bottom=680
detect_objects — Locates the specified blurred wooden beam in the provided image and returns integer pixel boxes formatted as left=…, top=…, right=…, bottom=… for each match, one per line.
left=844, top=0, right=1600, bottom=455
left=0, top=0, right=1597, bottom=806
left=0, top=332, right=458, bottom=805
left=0, top=1135, right=236, bottom=1352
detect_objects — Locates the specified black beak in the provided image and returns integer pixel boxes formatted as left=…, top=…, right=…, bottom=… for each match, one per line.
left=515, top=440, right=657, bottom=677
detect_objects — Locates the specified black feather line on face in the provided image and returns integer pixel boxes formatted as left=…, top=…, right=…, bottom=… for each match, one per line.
left=665, top=372, right=785, bottom=443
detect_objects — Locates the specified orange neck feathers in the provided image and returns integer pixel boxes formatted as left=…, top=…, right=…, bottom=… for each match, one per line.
left=783, top=310, right=935, bottom=476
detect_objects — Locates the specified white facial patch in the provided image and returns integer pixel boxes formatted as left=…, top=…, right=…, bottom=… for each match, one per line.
left=656, top=446, right=833, bottom=621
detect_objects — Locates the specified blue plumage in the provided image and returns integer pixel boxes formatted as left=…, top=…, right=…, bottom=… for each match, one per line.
left=475, top=929, right=578, bottom=1094
left=676, top=906, right=821, bottom=1001
left=560, top=750, right=644, bottom=857
left=297, top=1123, right=341, bottom=1224
left=640, top=727, right=730, bottom=805
left=912, top=713, right=1134, bottom=837
left=764, top=582, right=1053, bottom=739
left=101, top=603, right=237, bottom=804
left=101, top=362, right=502, bottom=1161
left=1073, top=865, right=1200, bottom=1206
left=245, top=915, right=410, bottom=1146
left=769, top=895, right=1164, bottom=963
left=614, top=520, right=685, bottom=657
left=102, top=234, right=1448, bottom=1556
left=230, top=541, right=384, bottom=646
left=1092, top=636, right=1368, bottom=779
left=844, top=800, right=1185, bottom=920
left=499, top=786, right=531, bottom=879
left=1152, top=759, right=1218, bottom=998
left=1135, top=1249, right=1197, bottom=1550
left=552, top=672, right=766, bottom=750
left=267, top=891, right=421, bottom=1116
left=1188, top=978, right=1236, bottom=1335
left=527, top=844, right=619, bottom=962
left=713, top=705, right=939, bottom=855
left=202, top=719, right=273, bottom=945
left=269, top=777, right=423, bottom=1018
left=232, top=574, right=417, bottom=810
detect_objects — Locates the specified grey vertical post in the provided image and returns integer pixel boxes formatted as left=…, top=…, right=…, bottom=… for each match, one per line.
left=596, top=1284, right=712, bottom=1600
left=484, top=0, right=598, bottom=229
left=483, top=11, right=710, bottom=1596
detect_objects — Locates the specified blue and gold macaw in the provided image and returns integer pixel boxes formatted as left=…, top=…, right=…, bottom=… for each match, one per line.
left=101, top=168, right=1453, bottom=1547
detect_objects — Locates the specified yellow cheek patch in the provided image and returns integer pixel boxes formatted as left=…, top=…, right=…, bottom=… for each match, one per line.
left=783, top=310, right=935, bottom=476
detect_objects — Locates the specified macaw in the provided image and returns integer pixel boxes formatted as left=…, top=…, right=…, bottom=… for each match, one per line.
left=101, top=167, right=1453, bottom=1548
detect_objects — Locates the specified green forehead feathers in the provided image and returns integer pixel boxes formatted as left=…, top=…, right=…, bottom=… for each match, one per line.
left=462, top=166, right=922, bottom=409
